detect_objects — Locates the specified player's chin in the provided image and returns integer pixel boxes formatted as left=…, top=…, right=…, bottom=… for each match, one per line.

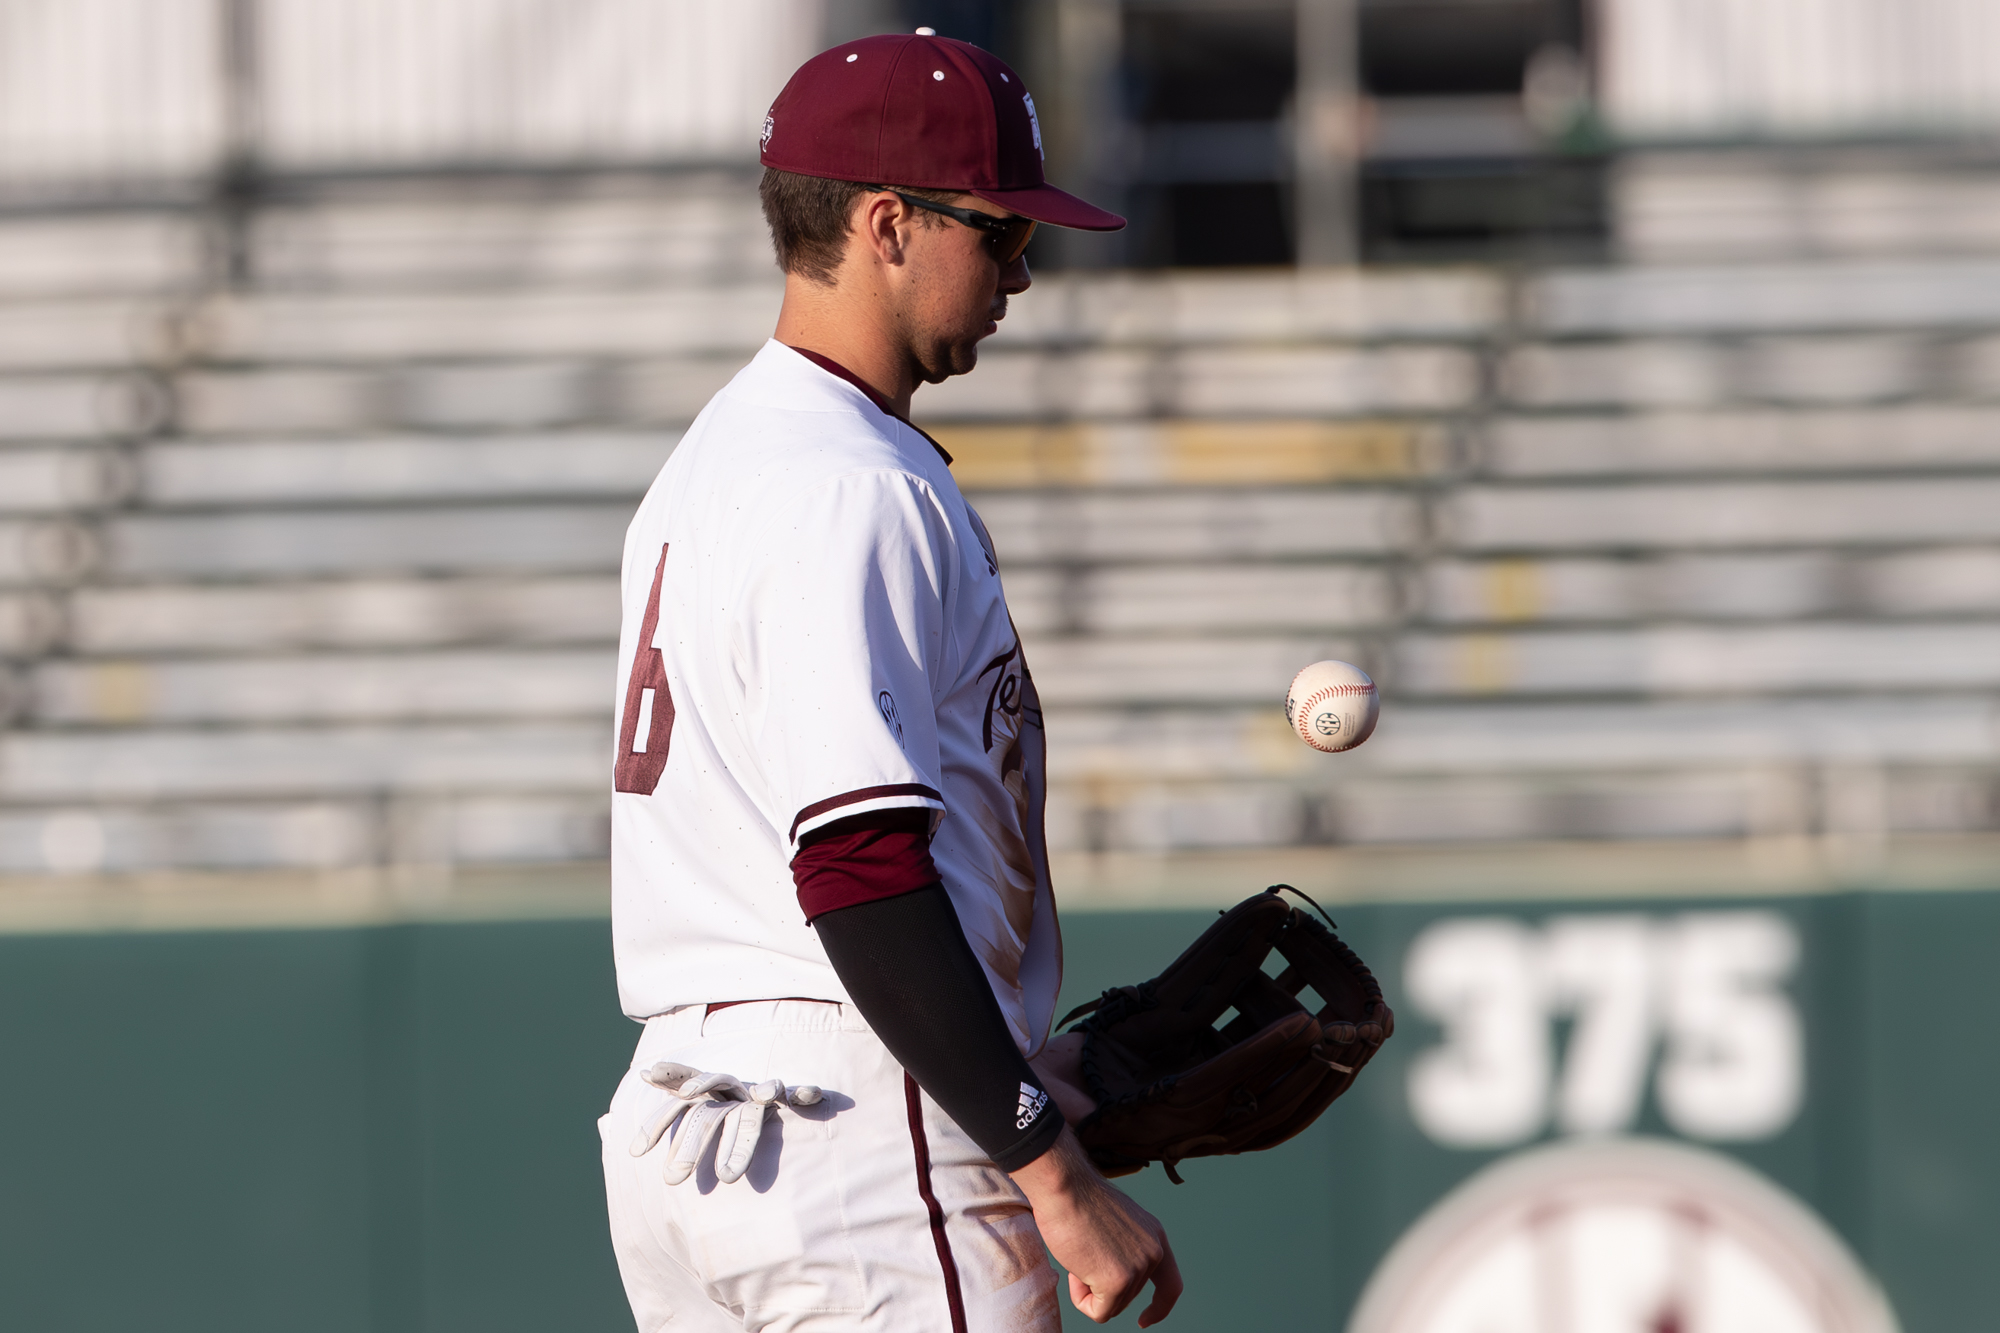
left=919, top=339, right=983, bottom=384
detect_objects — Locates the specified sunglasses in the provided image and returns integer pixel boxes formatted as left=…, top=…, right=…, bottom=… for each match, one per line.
left=864, top=187, right=1038, bottom=265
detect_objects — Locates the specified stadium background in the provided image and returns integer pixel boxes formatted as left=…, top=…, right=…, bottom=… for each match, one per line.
left=3, top=1, right=1999, bottom=1329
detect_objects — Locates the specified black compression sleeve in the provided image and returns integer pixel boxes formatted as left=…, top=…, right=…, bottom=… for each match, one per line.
left=813, top=883, right=1065, bottom=1171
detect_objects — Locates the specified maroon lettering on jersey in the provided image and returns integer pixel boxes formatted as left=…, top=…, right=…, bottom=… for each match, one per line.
left=615, top=543, right=675, bottom=794
left=976, top=638, right=1039, bottom=753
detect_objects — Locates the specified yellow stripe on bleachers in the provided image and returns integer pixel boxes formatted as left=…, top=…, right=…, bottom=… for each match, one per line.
left=928, top=420, right=1433, bottom=488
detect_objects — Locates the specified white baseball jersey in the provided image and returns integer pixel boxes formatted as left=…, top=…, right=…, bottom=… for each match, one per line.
left=609, top=340, right=1062, bottom=1056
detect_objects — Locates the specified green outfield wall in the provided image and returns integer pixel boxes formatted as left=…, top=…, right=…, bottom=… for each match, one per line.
left=2, top=889, right=1995, bottom=1332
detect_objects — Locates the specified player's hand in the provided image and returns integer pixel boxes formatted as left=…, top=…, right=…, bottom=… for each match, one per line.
left=1011, top=1128, right=1182, bottom=1326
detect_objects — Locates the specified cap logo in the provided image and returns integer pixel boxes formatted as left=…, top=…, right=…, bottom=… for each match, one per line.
left=761, top=113, right=774, bottom=149
left=1023, top=92, right=1043, bottom=158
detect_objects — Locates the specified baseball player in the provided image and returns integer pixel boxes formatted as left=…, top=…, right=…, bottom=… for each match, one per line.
left=598, top=31, right=1181, bottom=1333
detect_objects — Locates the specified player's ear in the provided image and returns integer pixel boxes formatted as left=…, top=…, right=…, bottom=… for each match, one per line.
left=854, top=190, right=911, bottom=268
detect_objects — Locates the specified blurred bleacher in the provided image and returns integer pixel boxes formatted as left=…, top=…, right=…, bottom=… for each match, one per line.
left=7, top=0, right=2000, bottom=908
left=6, top=167, right=2000, bottom=898
left=0, top=176, right=774, bottom=883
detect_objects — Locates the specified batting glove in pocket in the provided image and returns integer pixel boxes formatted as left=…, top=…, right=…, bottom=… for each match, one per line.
left=628, top=1061, right=823, bottom=1185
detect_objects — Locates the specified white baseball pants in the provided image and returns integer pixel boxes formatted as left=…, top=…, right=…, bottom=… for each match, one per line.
left=599, top=999, right=1061, bottom=1333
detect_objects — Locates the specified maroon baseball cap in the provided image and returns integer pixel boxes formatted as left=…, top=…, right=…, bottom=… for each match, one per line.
left=760, top=33, right=1125, bottom=232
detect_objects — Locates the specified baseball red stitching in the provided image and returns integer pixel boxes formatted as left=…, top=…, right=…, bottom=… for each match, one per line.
left=1294, top=683, right=1376, bottom=749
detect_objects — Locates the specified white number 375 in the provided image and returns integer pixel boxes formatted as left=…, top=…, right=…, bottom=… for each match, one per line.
left=1404, top=912, right=1803, bottom=1148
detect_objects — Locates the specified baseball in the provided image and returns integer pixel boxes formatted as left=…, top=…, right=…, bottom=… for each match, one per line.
left=1285, top=660, right=1379, bottom=753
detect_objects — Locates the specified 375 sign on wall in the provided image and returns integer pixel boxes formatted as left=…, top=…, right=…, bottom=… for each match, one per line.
left=1402, top=911, right=1803, bottom=1148
left=1345, top=907, right=1902, bottom=1333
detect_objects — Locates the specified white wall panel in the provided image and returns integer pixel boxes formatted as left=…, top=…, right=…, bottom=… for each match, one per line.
left=0, top=216, right=204, bottom=296
left=0, top=520, right=96, bottom=585
left=1445, top=479, right=2000, bottom=551
left=0, top=376, right=144, bottom=438
left=1422, top=554, right=1844, bottom=623
left=977, top=490, right=1415, bottom=562
left=1397, top=622, right=2000, bottom=696
left=0, top=0, right=820, bottom=188
left=0, top=449, right=125, bottom=512
left=1354, top=697, right=2000, bottom=772
left=195, top=286, right=781, bottom=362
left=250, top=186, right=773, bottom=290
left=1077, top=564, right=1395, bottom=634
left=0, top=0, right=221, bottom=181
left=261, top=0, right=817, bottom=168
left=1489, top=406, right=2000, bottom=478
left=106, top=504, right=631, bottom=578
left=1173, top=345, right=1479, bottom=417
left=143, top=432, right=674, bottom=505
left=0, top=723, right=608, bottom=800
left=1022, top=635, right=1362, bottom=706
left=0, top=592, right=59, bottom=656
left=1529, top=261, right=2000, bottom=336
left=1602, top=0, right=2000, bottom=140
left=32, top=649, right=613, bottom=725
left=985, top=271, right=1505, bottom=346
left=1040, top=707, right=1303, bottom=786
left=69, top=577, right=620, bottom=653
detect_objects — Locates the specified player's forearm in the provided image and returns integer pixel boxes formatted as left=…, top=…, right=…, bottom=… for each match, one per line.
left=1005, top=1120, right=1097, bottom=1202
left=1009, top=1127, right=1184, bottom=1327
left=812, top=883, right=1065, bottom=1171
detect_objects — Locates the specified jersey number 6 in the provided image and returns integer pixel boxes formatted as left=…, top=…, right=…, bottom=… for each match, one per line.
left=616, top=543, right=674, bottom=794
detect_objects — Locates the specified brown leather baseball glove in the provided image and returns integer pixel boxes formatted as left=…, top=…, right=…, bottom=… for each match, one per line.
left=1059, top=885, right=1393, bottom=1183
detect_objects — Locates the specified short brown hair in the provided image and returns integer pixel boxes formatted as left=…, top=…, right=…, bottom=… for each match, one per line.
left=759, top=168, right=954, bottom=285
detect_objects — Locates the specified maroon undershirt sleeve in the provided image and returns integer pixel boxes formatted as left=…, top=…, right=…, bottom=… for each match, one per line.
left=792, top=808, right=939, bottom=921
left=795, top=807, right=1066, bottom=1171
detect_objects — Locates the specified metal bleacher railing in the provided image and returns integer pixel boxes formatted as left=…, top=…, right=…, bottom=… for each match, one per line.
left=5, top=0, right=2000, bottom=899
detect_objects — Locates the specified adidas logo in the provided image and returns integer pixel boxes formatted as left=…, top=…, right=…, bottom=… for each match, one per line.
left=1015, top=1081, right=1049, bottom=1130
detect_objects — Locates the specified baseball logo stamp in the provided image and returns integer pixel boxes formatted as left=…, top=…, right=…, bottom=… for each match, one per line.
left=1286, top=660, right=1380, bottom=754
